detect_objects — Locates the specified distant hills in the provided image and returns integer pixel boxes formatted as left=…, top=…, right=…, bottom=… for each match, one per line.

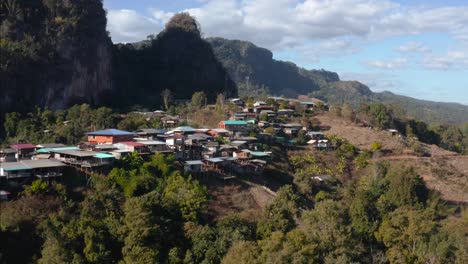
left=208, top=38, right=468, bottom=124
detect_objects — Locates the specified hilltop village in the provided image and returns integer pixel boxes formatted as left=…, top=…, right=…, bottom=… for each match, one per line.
left=0, top=97, right=336, bottom=197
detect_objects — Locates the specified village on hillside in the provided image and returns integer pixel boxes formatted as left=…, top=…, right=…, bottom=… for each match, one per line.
left=0, top=97, right=339, bottom=198
left=1, top=95, right=465, bottom=203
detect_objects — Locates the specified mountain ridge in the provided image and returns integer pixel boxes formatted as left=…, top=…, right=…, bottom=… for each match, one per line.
left=207, top=37, right=468, bottom=124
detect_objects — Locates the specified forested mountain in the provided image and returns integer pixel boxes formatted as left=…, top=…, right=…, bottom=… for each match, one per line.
left=107, top=15, right=237, bottom=109
left=208, top=38, right=468, bottom=124
left=0, top=0, right=112, bottom=113
left=0, top=2, right=235, bottom=115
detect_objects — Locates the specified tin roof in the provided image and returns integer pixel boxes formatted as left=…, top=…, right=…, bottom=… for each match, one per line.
left=119, top=141, right=145, bottom=147
left=223, top=120, right=247, bottom=125
left=93, top=153, right=115, bottom=159
left=185, top=160, right=204, bottom=165
left=86, top=129, right=134, bottom=136
left=10, top=144, right=36, bottom=150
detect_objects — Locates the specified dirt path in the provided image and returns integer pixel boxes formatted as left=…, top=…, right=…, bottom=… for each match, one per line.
left=243, top=180, right=276, bottom=208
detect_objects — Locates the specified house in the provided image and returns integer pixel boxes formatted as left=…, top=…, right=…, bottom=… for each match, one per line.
left=258, top=121, right=270, bottom=128
left=137, top=141, right=172, bottom=153
left=233, top=150, right=250, bottom=159
left=0, top=159, right=66, bottom=179
left=205, top=141, right=220, bottom=152
left=277, top=109, right=294, bottom=117
left=0, top=190, right=10, bottom=201
left=165, top=134, right=185, bottom=148
left=253, top=101, right=267, bottom=107
left=10, top=144, right=36, bottom=159
left=312, top=174, right=333, bottom=182
left=115, top=142, right=150, bottom=154
left=161, top=115, right=179, bottom=128
left=203, top=158, right=225, bottom=171
left=254, top=105, right=273, bottom=113
left=234, top=112, right=247, bottom=120
left=208, top=128, right=230, bottom=138
left=230, top=141, right=248, bottom=149
left=186, top=133, right=213, bottom=146
left=35, top=143, right=66, bottom=149
left=86, top=129, right=134, bottom=144
left=218, top=120, right=249, bottom=134
left=134, top=128, right=167, bottom=140
left=307, top=131, right=325, bottom=140
left=184, top=160, right=204, bottom=173
left=388, top=129, right=399, bottom=136
left=283, top=123, right=303, bottom=136
left=167, top=126, right=196, bottom=135
left=308, top=139, right=331, bottom=150
left=0, top=148, right=17, bottom=162
left=260, top=110, right=276, bottom=118
left=300, top=101, right=316, bottom=110
left=230, top=98, right=244, bottom=106
left=52, top=150, right=114, bottom=167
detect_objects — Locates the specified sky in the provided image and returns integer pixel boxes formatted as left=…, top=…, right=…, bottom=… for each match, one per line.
left=103, top=0, right=468, bottom=105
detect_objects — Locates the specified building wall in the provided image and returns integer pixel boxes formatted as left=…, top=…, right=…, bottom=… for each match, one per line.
left=87, top=135, right=133, bottom=144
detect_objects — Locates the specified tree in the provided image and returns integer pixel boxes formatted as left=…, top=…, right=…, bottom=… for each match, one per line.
left=370, top=141, right=383, bottom=152
left=121, top=192, right=163, bottom=264
left=161, top=89, right=173, bottom=110
left=191, top=91, right=207, bottom=109
left=376, top=207, right=437, bottom=263
left=162, top=172, right=208, bottom=222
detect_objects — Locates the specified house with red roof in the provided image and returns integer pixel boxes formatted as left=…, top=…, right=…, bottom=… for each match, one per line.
left=10, top=144, right=36, bottom=159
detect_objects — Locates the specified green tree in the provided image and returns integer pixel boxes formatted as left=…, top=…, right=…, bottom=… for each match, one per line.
left=191, top=91, right=207, bottom=109
left=121, top=192, right=163, bottom=264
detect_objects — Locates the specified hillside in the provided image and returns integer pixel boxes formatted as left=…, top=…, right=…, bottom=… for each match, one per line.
left=313, top=111, right=468, bottom=203
left=208, top=38, right=468, bottom=124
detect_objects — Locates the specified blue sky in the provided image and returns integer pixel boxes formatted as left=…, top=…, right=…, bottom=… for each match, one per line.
left=103, top=0, right=468, bottom=105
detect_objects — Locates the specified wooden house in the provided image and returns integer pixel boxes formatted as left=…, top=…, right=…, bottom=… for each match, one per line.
left=218, top=120, right=249, bottom=134
left=0, top=148, right=17, bottom=162
left=0, top=159, right=66, bottom=180
left=115, top=142, right=150, bottom=154
left=184, top=160, right=204, bottom=173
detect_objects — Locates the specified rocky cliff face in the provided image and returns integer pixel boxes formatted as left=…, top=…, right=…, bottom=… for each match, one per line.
left=0, top=0, right=111, bottom=114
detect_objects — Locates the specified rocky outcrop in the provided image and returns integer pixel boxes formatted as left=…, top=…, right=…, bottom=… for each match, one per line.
left=0, top=0, right=112, bottom=114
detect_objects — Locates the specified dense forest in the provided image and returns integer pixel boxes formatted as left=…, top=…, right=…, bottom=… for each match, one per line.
left=0, top=97, right=467, bottom=263
left=1, top=142, right=467, bottom=263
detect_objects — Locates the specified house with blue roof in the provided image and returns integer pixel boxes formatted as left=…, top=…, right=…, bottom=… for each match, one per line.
left=86, top=129, right=134, bottom=144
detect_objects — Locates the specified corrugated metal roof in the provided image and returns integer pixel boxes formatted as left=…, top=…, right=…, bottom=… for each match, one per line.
left=10, top=144, right=36, bottom=149
left=206, top=158, right=224, bottom=163
left=86, top=129, right=134, bottom=136
left=21, top=159, right=65, bottom=169
left=37, top=146, right=80, bottom=153
left=185, top=160, right=203, bottom=165
left=223, top=120, right=247, bottom=125
left=93, top=153, right=115, bottom=159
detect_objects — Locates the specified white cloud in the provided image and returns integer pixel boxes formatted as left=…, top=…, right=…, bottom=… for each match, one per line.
left=422, top=50, right=468, bottom=70
left=366, top=58, right=407, bottom=69
left=106, top=0, right=468, bottom=63
left=107, top=9, right=163, bottom=43
left=396, top=41, right=431, bottom=53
